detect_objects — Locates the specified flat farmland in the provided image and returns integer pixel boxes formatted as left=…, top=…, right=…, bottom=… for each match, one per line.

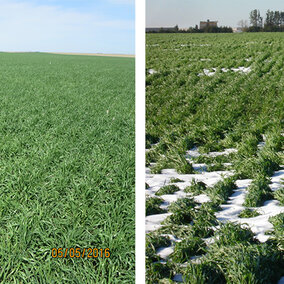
left=0, top=53, right=135, bottom=282
left=146, top=33, right=284, bottom=283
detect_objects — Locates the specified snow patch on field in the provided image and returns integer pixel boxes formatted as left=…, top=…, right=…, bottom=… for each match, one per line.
left=145, top=161, right=233, bottom=233
left=148, top=69, right=157, bottom=74
left=146, top=213, right=172, bottom=232
left=146, top=145, right=284, bottom=282
left=199, top=66, right=252, bottom=76
left=231, top=66, right=252, bottom=73
left=215, top=169, right=284, bottom=242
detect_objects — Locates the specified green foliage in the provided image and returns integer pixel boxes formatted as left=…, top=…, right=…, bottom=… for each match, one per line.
left=191, top=203, right=218, bottom=238
left=146, top=33, right=284, bottom=175
left=170, top=178, right=184, bottom=183
left=170, top=235, right=206, bottom=263
left=156, top=224, right=194, bottom=240
left=273, top=188, right=284, bottom=205
left=0, top=53, right=135, bottom=282
left=238, top=208, right=261, bottom=218
left=166, top=198, right=196, bottom=225
left=146, top=233, right=171, bottom=263
left=269, top=213, right=284, bottom=251
left=244, top=175, right=273, bottom=207
left=208, top=177, right=237, bottom=206
left=183, top=223, right=284, bottom=283
left=146, top=33, right=284, bottom=284
left=184, top=262, right=225, bottom=284
left=146, top=197, right=166, bottom=216
left=156, top=184, right=180, bottom=196
left=184, top=179, right=207, bottom=195
left=146, top=262, right=175, bottom=284
left=205, top=242, right=284, bottom=283
left=213, top=223, right=256, bottom=246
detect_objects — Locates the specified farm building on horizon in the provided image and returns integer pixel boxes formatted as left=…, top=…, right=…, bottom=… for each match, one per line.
left=200, top=20, right=218, bottom=30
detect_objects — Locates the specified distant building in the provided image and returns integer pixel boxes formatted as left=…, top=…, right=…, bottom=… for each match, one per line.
left=200, top=20, right=218, bottom=29
left=146, top=26, right=178, bottom=33
left=233, top=27, right=243, bottom=33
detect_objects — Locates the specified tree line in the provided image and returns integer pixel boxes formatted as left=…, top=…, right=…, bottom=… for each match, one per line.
left=246, top=9, right=284, bottom=32
left=146, top=25, right=233, bottom=34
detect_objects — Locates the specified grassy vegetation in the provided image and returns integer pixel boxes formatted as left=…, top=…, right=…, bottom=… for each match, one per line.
left=146, top=33, right=283, bottom=168
left=238, top=208, right=260, bottom=218
left=146, top=197, right=166, bottom=216
left=165, top=198, right=196, bottom=225
left=155, top=184, right=180, bottom=196
left=269, top=213, right=284, bottom=251
left=146, top=32, right=284, bottom=283
left=0, top=53, right=135, bottom=282
left=170, top=177, right=184, bottom=183
left=170, top=235, right=206, bottom=263
left=244, top=175, right=273, bottom=207
left=274, top=188, right=284, bottom=205
left=146, top=233, right=171, bottom=263
left=184, top=179, right=207, bottom=195
left=207, top=177, right=237, bottom=206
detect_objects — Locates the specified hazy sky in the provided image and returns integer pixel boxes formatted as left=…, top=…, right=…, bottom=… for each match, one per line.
left=0, top=0, right=134, bottom=54
left=146, top=0, right=283, bottom=28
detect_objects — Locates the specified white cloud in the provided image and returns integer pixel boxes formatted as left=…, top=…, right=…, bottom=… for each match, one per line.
left=0, top=0, right=134, bottom=54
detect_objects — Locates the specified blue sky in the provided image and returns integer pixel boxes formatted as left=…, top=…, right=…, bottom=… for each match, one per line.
left=0, top=0, right=134, bottom=54
left=146, top=0, right=283, bottom=28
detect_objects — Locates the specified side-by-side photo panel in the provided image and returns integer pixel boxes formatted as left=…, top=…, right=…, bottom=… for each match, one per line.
left=145, top=0, right=284, bottom=283
left=0, top=1, right=135, bottom=283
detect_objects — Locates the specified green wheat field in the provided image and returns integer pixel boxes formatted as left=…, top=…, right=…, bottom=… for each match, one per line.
left=146, top=33, right=284, bottom=283
left=0, top=53, right=135, bottom=283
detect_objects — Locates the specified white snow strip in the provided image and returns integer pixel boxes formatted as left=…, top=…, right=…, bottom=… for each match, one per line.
left=192, top=163, right=207, bottom=172
left=156, top=246, right=174, bottom=259
left=203, top=68, right=216, bottom=76
left=270, top=169, right=284, bottom=191
left=148, top=69, right=157, bottom=74
left=145, top=213, right=172, bottom=232
left=146, top=166, right=232, bottom=233
left=221, top=67, right=229, bottom=72
left=231, top=66, right=252, bottom=73
left=216, top=170, right=284, bottom=242
left=207, top=148, right=237, bottom=157
left=186, top=147, right=237, bottom=159
left=186, top=147, right=200, bottom=158
left=194, top=194, right=211, bottom=203
left=202, top=66, right=251, bottom=76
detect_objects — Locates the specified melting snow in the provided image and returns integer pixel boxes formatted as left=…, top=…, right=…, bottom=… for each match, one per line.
left=146, top=145, right=284, bottom=282
left=215, top=169, right=284, bottom=242
left=201, top=66, right=252, bottom=76
left=231, top=66, right=252, bottom=73
left=148, top=69, right=157, bottom=75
